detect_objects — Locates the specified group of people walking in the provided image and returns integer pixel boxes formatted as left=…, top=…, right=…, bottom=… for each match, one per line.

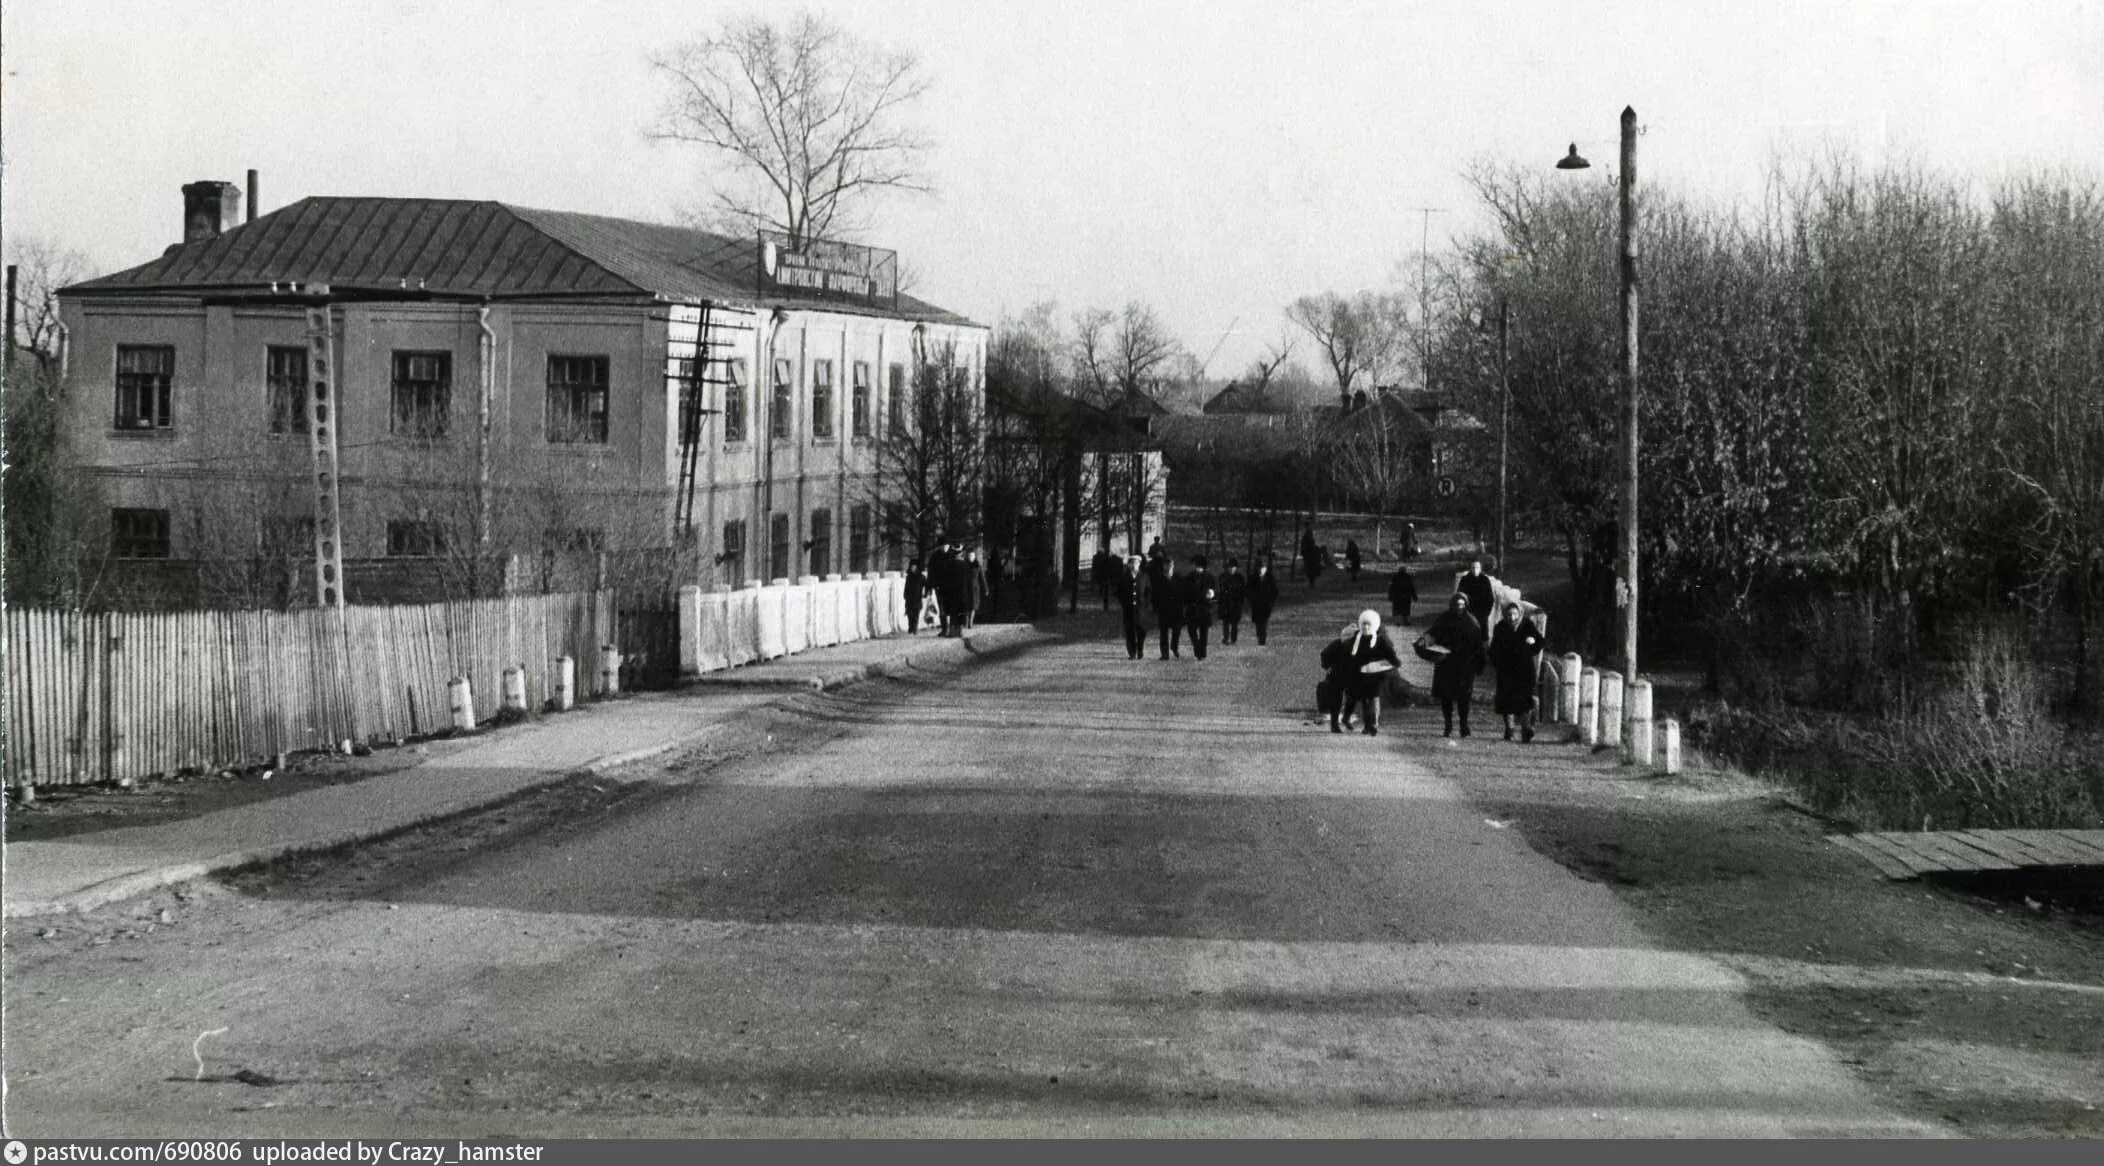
left=1322, top=558, right=1547, bottom=743
left=901, top=542, right=992, bottom=637
left=1107, top=545, right=1283, bottom=661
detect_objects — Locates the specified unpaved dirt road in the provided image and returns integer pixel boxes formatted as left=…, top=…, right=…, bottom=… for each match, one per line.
left=4, top=601, right=1941, bottom=1136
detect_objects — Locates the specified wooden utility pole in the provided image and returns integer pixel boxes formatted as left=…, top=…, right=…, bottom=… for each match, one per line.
left=1617, top=105, right=1641, bottom=745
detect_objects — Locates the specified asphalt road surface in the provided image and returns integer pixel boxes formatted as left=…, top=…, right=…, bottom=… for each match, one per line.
left=3, top=598, right=1938, bottom=1136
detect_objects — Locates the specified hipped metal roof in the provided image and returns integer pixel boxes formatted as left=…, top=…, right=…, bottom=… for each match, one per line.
left=65, top=196, right=977, bottom=326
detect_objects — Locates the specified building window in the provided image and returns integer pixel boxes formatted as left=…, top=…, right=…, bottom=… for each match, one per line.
left=811, top=359, right=835, bottom=439
left=266, top=346, right=308, bottom=435
left=387, top=520, right=448, bottom=558
left=546, top=354, right=609, bottom=444
left=769, top=512, right=791, bottom=580
left=849, top=505, right=872, bottom=573
left=886, top=363, right=906, bottom=434
left=391, top=351, right=451, bottom=438
left=771, top=359, right=794, bottom=441
left=114, top=345, right=175, bottom=430
left=719, top=519, right=746, bottom=566
left=110, top=508, right=171, bottom=558
left=851, top=362, right=871, bottom=438
left=722, top=359, right=748, bottom=443
left=809, top=508, right=832, bottom=577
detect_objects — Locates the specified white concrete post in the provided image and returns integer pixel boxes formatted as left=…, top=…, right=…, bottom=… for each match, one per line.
left=553, top=656, right=576, bottom=711
left=1560, top=653, right=1584, bottom=724
left=447, top=676, right=476, bottom=731
left=1626, top=678, right=1654, bottom=767
left=1579, top=667, right=1601, bottom=746
left=1599, top=671, right=1625, bottom=750
left=678, top=583, right=703, bottom=677
left=502, top=665, right=528, bottom=715
left=1537, top=657, right=1561, bottom=725
left=1659, top=717, right=1683, bottom=775
left=599, top=645, right=622, bottom=696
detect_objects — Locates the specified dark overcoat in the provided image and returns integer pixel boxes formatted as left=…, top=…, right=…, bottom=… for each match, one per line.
left=1183, top=569, right=1218, bottom=626
left=1248, top=568, right=1281, bottom=617
left=1216, top=569, right=1248, bottom=621
left=1489, top=616, right=1548, bottom=714
left=1422, top=610, right=1486, bottom=701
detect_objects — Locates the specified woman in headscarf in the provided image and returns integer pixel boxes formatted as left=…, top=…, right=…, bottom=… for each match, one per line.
left=1336, top=609, right=1401, bottom=736
left=1417, top=592, right=1486, bottom=738
left=1489, top=601, right=1548, bottom=742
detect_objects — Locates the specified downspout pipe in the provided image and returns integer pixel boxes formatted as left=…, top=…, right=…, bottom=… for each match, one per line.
left=761, top=307, right=788, bottom=579
left=477, top=303, right=495, bottom=593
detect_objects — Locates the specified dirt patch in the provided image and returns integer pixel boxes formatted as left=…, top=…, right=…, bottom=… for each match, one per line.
left=1418, top=742, right=2104, bottom=1137
left=3, top=746, right=439, bottom=844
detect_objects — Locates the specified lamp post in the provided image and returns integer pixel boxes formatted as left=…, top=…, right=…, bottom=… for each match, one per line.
left=1559, top=107, right=1641, bottom=753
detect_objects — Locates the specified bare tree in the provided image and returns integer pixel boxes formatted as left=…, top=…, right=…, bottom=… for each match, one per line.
left=866, top=339, right=987, bottom=562
left=1285, top=290, right=1409, bottom=406
left=1070, top=302, right=1184, bottom=408
left=649, top=12, right=931, bottom=244
left=4, top=238, right=99, bottom=606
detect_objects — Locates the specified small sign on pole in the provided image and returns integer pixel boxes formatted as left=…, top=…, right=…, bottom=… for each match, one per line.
left=1436, top=476, right=1457, bottom=499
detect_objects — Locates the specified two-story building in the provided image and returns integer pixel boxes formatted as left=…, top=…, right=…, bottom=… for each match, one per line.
left=58, top=180, right=987, bottom=606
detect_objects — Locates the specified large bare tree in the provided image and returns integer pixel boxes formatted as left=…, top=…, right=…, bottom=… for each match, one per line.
left=1071, top=302, right=1184, bottom=408
left=1286, top=290, right=1410, bottom=406
left=650, top=12, right=931, bottom=244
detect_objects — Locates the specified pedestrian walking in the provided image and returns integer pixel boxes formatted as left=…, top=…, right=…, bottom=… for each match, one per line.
left=1458, top=560, right=1496, bottom=644
left=1217, top=558, right=1248, bottom=644
left=1114, top=554, right=1150, bottom=660
left=1417, top=593, right=1486, bottom=738
left=1345, top=538, right=1363, bottom=583
left=936, top=544, right=973, bottom=637
left=1148, top=553, right=1184, bottom=658
left=1184, top=555, right=1218, bottom=660
left=1337, top=609, right=1402, bottom=735
left=1318, top=622, right=1360, bottom=733
left=1489, top=602, right=1548, bottom=742
left=1388, top=565, right=1418, bottom=626
left=965, top=549, right=991, bottom=629
left=1249, top=558, right=1281, bottom=645
left=1403, top=522, right=1421, bottom=560
left=904, top=560, right=930, bottom=634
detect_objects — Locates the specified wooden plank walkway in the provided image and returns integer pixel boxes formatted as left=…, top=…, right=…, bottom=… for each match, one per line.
left=1831, top=829, right=2104, bottom=879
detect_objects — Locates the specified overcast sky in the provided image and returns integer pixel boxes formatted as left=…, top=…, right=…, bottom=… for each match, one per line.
left=5, top=0, right=2101, bottom=375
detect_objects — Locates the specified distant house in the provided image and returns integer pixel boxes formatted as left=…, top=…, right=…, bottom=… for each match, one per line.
left=58, top=181, right=986, bottom=607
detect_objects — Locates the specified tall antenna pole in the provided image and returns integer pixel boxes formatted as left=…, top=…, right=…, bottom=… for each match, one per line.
left=1412, top=208, right=1446, bottom=394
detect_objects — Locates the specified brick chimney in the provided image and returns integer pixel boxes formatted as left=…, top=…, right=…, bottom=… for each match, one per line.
left=181, top=180, right=243, bottom=245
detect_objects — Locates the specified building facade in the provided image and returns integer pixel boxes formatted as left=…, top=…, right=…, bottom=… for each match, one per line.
left=58, top=184, right=986, bottom=606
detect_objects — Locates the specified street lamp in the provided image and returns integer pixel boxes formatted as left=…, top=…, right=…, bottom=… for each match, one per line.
left=1557, top=107, right=1641, bottom=752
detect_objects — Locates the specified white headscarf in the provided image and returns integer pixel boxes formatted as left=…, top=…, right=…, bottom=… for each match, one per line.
left=1353, top=609, right=1381, bottom=654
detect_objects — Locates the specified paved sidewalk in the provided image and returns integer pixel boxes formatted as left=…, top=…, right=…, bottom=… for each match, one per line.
left=2, top=624, right=1043, bottom=919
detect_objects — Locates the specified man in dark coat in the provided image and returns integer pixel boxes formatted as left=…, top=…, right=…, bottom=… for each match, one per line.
left=1216, top=557, right=1249, bottom=644
left=1183, top=554, right=1218, bottom=660
left=1419, top=592, right=1487, bottom=738
left=1345, top=538, right=1363, bottom=582
left=1148, top=553, right=1184, bottom=658
left=1489, top=601, right=1548, bottom=741
left=927, top=543, right=957, bottom=634
left=1114, top=554, right=1149, bottom=660
left=936, top=545, right=974, bottom=637
left=1319, top=622, right=1360, bottom=732
left=1388, top=565, right=1418, bottom=626
left=1248, top=558, right=1281, bottom=645
left=1457, top=560, right=1496, bottom=644
left=904, top=560, right=930, bottom=634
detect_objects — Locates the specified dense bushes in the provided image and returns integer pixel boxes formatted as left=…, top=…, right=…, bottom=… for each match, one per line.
left=1438, top=155, right=2104, bottom=824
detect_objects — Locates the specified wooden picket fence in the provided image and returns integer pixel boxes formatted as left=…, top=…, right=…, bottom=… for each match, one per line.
left=3, top=591, right=613, bottom=790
